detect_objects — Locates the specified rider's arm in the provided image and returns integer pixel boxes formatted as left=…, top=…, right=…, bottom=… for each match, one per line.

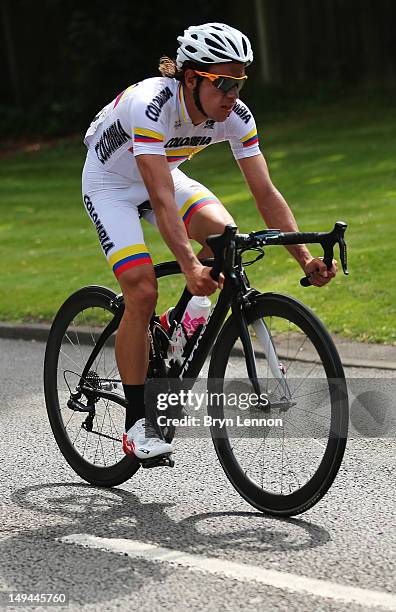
left=227, top=104, right=327, bottom=274
left=135, top=154, right=198, bottom=272
left=128, top=84, right=197, bottom=273
left=135, top=154, right=217, bottom=294
left=237, top=153, right=313, bottom=269
left=128, top=82, right=216, bottom=294
left=238, top=153, right=337, bottom=285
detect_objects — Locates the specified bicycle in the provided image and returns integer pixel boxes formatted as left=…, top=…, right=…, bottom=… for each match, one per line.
left=44, top=220, right=349, bottom=517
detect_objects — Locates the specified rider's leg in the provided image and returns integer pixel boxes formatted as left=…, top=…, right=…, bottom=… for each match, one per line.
left=115, top=263, right=173, bottom=458
left=82, top=185, right=173, bottom=458
left=187, top=200, right=236, bottom=256
left=83, top=199, right=156, bottom=427
left=165, top=167, right=236, bottom=256
left=115, top=264, right=157, bottom=429
left=115, top=263, right=158, bottom=385
left=114, top=263, right=173, bottom=458
left=143, top=169, right=236, bottom=257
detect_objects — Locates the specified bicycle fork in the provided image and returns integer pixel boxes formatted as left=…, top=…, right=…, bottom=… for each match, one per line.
left=251, top=319, right=292, bottom=401
left=233, top=302, right=292, bottom=406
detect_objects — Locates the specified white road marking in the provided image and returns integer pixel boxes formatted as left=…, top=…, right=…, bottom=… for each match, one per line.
left=60, top=534, right=396, bottom=610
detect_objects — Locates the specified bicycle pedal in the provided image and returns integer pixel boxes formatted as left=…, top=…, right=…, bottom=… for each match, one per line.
left=140, top=454, right=174, bottom=469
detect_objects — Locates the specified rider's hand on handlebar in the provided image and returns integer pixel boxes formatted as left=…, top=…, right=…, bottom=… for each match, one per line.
left=303, top=257, right=338, bottom=287
left=184, top=263, right=222, bottom=295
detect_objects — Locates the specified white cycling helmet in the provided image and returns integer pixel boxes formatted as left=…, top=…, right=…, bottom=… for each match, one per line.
left=176, top=23, right=253, bottom=70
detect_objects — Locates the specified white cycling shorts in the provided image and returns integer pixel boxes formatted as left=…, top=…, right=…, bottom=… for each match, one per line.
left=82, top=156, right=220, bottom=279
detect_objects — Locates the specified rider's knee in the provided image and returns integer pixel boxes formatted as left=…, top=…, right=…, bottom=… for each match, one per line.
left=209, top=217, right=235, bottom=234
left=124, top=284, right=158, bottom=318
left=119, top=269, right=158, bottom=317
left=188, top=204, right=236, bottom=244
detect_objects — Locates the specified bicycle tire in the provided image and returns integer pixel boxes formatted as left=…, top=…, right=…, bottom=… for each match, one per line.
left=44, top=285, right=140, bottom=486
left=208, top=292, right=348, bottom=517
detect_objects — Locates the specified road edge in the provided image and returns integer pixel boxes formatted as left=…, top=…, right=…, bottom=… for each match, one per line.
left=1, top=322, right=395, bottom=370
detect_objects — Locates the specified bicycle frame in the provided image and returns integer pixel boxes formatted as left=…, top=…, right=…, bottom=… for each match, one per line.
left=76, top=258, right=285, bottom=407
left=75, top=219, right=349, bottom=409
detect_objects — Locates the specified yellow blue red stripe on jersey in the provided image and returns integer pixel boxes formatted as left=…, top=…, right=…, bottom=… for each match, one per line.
left=166, top=153, right=189, bottom=162
left=241, top=128, right=259, bottom=148
left=114, top=89, right=126, bottom=108
left=109, top=244, right=152, bottom=278
left=165, top=147, right=206, bottom=163
left=179, top=192, right=219, bottom=228
left=114, top=84, right=138, bottom=108
left=166, top=148, right=190, bottom=162
left=134, top=128, right=164, bottom=143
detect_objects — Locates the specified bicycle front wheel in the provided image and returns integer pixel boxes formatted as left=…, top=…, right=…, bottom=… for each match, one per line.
left=208, top=292, right=348, bottom=517
left=44, top=285, right=139, bottom=486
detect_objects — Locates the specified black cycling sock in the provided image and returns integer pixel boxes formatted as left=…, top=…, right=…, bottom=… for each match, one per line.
left=123, top=384, right=146, bottom=430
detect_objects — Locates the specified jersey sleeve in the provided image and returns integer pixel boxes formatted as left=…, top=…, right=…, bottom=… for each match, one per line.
left=128, top=84, right=171, bottom=157
left=226, top=100, right=261, bottom=160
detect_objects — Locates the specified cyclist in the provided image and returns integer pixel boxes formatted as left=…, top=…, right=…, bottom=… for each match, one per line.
left=82, top=23, right=337, bottom=461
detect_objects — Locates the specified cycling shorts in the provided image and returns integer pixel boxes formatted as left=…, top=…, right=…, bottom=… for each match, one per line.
left=82, top=157, right=220, bottom=279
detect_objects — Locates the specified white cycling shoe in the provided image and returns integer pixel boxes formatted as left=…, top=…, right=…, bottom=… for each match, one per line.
left=122, top=418, right=174, bottom=460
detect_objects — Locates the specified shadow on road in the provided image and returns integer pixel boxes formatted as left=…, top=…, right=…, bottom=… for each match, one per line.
left=0, top=482, right=331, bottom=606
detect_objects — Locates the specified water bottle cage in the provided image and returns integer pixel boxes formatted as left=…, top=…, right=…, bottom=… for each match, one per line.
left=180, top=323, right=205, bottom=361
left=168, top=322, right=188, bottom=362
left=169, top=321, right=205, bottom=363
left=151, top=319, right=170, bottom=359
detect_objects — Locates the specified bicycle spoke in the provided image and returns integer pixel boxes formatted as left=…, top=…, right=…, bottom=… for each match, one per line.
left=63, top=405, right=78, bottom=430
left=59, top=349, right=84, bottom=370
left=54, top=302, right=126, bottom=469
left=217, top=299, right=345, bottom=504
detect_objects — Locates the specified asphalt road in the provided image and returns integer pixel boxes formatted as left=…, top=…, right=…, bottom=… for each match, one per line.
left=0, top=337, right=395, bottom=612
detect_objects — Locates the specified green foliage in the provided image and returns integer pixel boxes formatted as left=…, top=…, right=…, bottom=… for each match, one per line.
left=0, top=97, right=395, bottom=343
left=2, top=1, right=396, bottom=138
left=1, top=0, right=228, bottom=138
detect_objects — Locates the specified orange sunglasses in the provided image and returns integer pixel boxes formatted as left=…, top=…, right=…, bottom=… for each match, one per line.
left=193, top=70, right=248, bottom=94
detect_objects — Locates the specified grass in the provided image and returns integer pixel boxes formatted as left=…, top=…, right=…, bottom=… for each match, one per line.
left=0, top=95, right=395, bottom=344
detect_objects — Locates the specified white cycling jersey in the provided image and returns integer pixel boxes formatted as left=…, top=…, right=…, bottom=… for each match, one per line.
left=83, top=76, right=260, bottom=180
left=82, top=76, right=261, bottom=279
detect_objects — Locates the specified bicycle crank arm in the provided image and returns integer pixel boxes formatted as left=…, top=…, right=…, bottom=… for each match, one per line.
left=140, top=454, right=174, bottom=468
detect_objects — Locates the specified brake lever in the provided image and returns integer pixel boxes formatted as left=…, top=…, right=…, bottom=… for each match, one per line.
left=333, top=220, right=348, bottom=275
left=207, top=224, right=237, bottom=281
left=338, top=236, right=349, bottom=275
left=210, top=261, right=223, bottom=281
left=300, top=220, right=349, bottom=287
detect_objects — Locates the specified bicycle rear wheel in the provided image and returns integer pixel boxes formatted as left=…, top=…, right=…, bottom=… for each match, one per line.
left=44, top=285, right=139, bottom=486
left=208, top=292, right=348, bottom=517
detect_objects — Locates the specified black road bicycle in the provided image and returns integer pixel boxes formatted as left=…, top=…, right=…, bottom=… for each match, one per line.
left=44, top=221, right=349, bottom=517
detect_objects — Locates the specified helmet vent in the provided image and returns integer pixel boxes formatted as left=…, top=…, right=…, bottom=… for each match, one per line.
left=242, top=39, right=248, bottom=54
left=185, top=45, right=197, bottom=53
left=209, top=50, right=231, bottom=61
left=191, top=33, right=198, bottom=40
left=201, top=56, right=214, bottom=63
left=211, top=33, right=224, bottom=44
left=227, top=38, right=239, bottom=55
left=205, top=37, right=223, bottom=51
